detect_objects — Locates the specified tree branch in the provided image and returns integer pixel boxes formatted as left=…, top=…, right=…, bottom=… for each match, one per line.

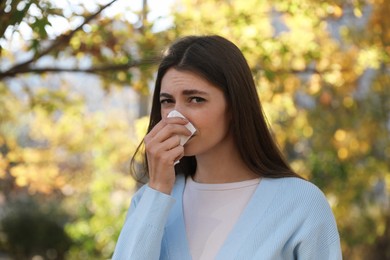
left=2, top=60, right=345, bottom=80
left=1, top=0, right=118, bottom=77
left=0, top=58, right=161, bottom=79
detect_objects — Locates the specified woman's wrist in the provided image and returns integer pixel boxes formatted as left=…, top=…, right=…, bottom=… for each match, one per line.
left=149, top=180, right=174, bottom=195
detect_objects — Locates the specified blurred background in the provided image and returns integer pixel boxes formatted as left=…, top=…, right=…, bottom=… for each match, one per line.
left=0, top=0, right=389, bottom=259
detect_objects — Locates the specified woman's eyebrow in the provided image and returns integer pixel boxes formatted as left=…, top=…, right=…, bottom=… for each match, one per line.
left=160, top=93, right=173, bottom=99
left=160, top=90, right=209, bottom=98
left=182, top=89, right=209, bottom=96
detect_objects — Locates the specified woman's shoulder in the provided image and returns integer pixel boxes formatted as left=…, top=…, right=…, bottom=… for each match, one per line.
left=263, top=177, right=333, bottom=211
left=261, top=177, right=338, bottom=235
left=267, top=176, right=326, bottom=197
left=257, top=178, right=341, bottom=257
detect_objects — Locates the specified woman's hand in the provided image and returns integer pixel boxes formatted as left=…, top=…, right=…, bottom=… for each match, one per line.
left=144, top=117, right=192, bottom=194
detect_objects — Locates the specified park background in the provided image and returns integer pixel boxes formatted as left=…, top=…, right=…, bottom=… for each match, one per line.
left=0, top=0, right=389, bottom=259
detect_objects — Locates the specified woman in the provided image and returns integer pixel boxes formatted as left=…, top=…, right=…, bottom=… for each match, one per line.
left=113, top=35, right=341, bottom=260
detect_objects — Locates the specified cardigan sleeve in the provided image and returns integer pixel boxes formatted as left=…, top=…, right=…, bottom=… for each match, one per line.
left=294, top=184, right=342, bottom=260
left=297, top=233, right=342, bottom=260
left=112, top=185, right=176, bottom=260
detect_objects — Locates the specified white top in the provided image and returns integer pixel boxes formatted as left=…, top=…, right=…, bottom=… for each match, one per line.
left=183, top=177, right=261, bottom=260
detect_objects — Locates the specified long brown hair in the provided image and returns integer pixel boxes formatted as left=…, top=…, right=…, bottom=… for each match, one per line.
left=131, top=35, right=301, bottom=182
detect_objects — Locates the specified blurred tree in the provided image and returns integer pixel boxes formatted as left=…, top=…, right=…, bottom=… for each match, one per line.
left=0, top=78, right=149, bottom=258
left=0, top=0, right=173, bottom=115
left=1, top=0, right=147, bottom=78
left=0, top=0, right=161, bottom=258
left=0, top=196, right=72, bottom=259
left=1, top=0, right=389, bottom=259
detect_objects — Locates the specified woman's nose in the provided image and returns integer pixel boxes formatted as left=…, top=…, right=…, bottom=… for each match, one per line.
left=173, top=104, right=186, bottom=116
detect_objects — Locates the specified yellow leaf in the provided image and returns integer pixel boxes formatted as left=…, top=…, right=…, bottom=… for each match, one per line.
left=334, top=129, right=347, bottom=142
left=353, top=7, right=363, bottom=17
left=338, top=147, right=349, bottom=160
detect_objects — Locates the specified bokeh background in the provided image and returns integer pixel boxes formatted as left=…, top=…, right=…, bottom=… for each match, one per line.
left=0, top=0, right=389, bottom=259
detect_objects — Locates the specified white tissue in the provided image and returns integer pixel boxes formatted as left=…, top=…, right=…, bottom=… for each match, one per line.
left=167, top=110, right=196, bottom=145
left=167, top=110, right=196, bottom=165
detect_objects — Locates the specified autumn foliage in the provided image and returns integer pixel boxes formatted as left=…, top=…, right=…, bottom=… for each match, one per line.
left=0, top=0, right=389, bottom=259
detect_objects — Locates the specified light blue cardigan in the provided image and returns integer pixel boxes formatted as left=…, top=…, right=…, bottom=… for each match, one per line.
left=113, top=175, right=342, bottom=260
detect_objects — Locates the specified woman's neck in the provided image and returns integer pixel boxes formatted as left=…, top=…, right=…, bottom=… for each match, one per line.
left=194, top=137, right=258, bottom=184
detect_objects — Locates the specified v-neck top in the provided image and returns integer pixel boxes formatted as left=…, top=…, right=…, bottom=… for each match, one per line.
left=112, top=175, right=342, bottom=260
left=183, top=177, right=260, bottom=260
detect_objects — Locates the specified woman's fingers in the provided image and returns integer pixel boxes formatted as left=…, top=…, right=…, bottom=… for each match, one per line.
left=148, top=140, right=184, bottom=166
left=147, top=117, right=189, bottom=140
left=145, top=120, right=192, bottom=150
left=146, top=135, right=181, bottom=157
left=156, top=124, right=192, bottom=144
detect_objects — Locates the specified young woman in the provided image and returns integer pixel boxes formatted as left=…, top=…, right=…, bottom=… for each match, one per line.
left=112, top=35, right=342, bottom=260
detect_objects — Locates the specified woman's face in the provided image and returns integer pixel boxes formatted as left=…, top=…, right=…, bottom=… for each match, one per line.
left=160, top=68, right=232, bottom=157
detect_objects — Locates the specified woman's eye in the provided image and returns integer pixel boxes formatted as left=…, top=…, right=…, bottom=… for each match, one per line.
left=190, top=97, right=205, bottom=103
left=160, top=99, right=173, bottom=104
